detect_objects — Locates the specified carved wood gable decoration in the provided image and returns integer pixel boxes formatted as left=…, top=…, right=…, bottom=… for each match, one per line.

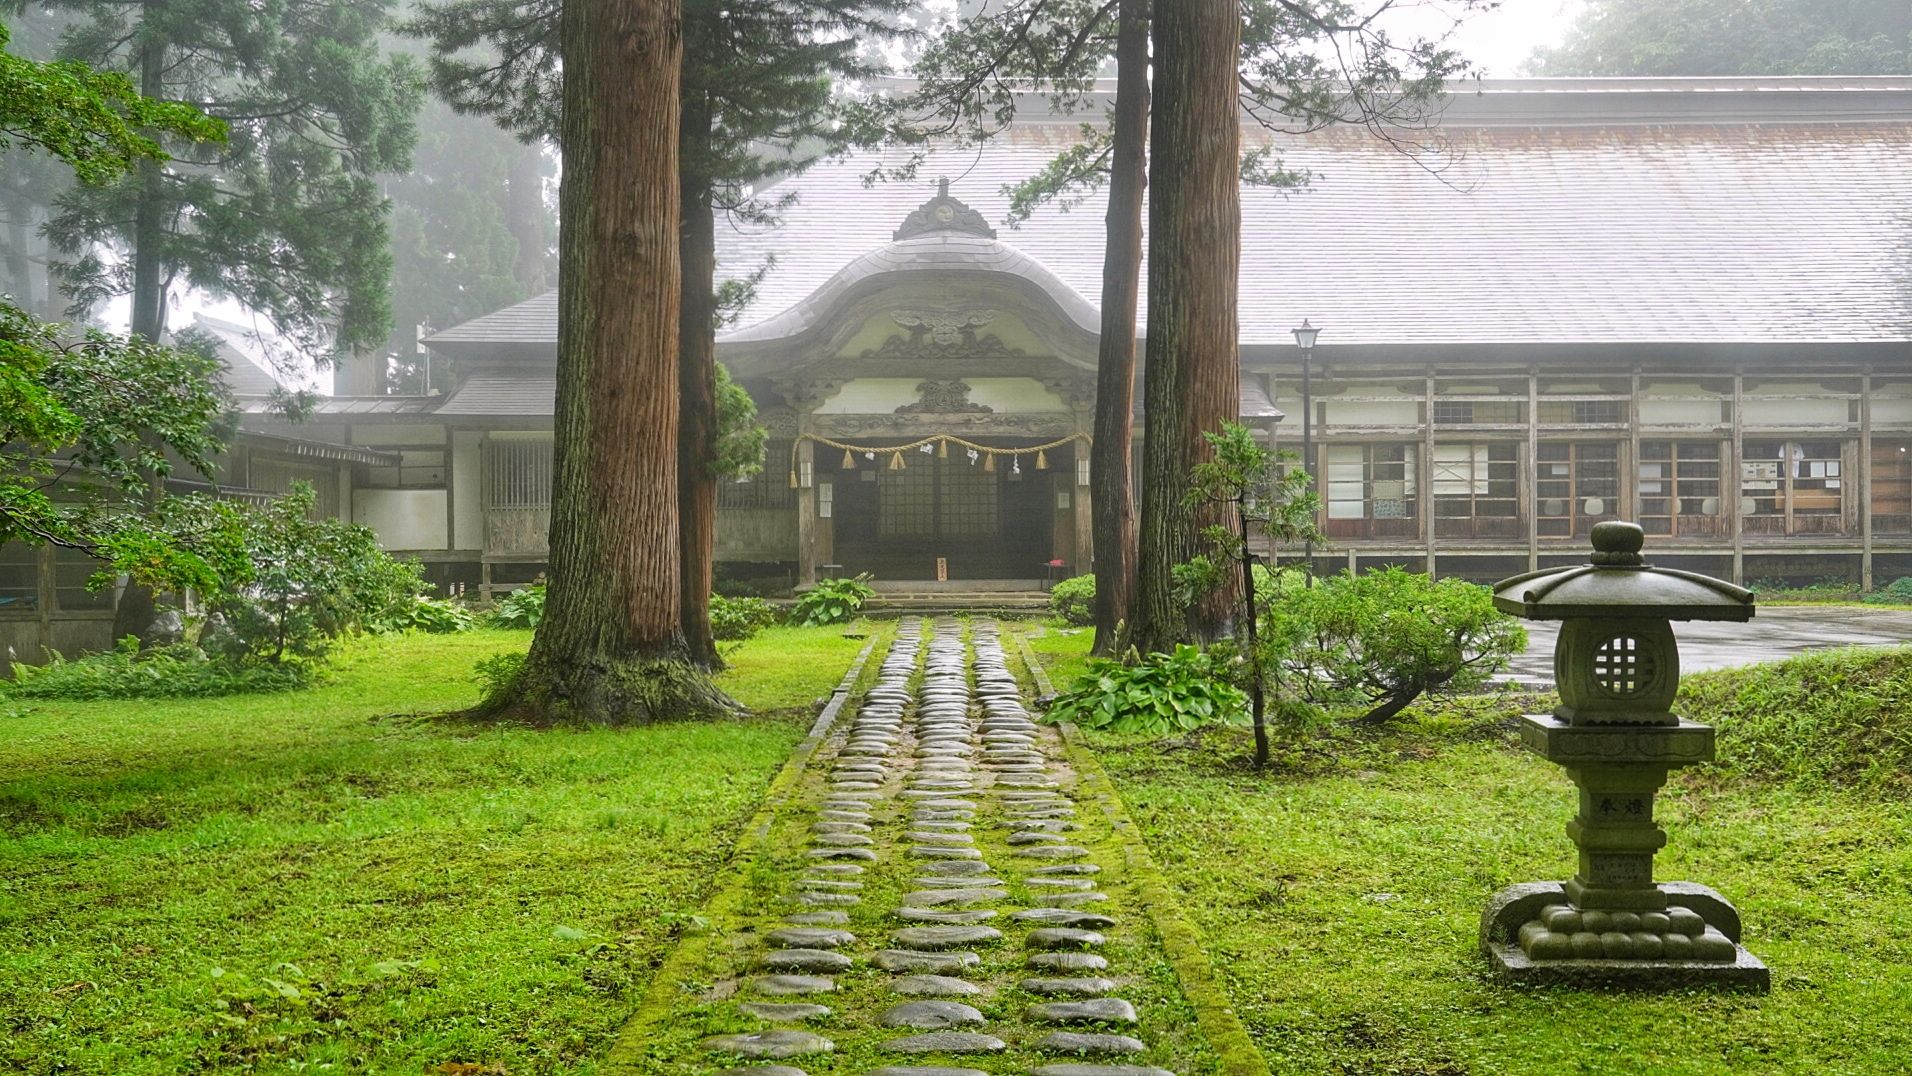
left=896, top=379, right=993, bottom=415
left=859, top=308, right=1028, bottom=362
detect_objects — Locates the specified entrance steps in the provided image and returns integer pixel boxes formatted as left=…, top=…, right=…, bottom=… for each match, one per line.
left=860, top=580, right=1052, bottom=616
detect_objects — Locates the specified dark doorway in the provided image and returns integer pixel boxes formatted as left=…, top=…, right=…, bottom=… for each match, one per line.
left=829, top=446, right=1054, bottom=580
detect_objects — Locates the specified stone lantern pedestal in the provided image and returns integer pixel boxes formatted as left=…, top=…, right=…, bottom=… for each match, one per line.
left=1480, top=522, right=1769, bottom=990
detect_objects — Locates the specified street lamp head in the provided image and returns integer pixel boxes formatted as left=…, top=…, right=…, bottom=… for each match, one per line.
left=1292, top=319, right=1321, bottom=351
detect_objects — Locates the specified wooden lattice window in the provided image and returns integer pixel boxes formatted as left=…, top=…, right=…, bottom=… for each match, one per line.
left=486, top=439, right=554, bottom=509
left=718, top=440, right=796, bottom=510
left=250, top=458, right=341, bottom=518
left=1639, top=442, right=1723, bottom=537
left=1536, top=442, right=1621, bottom=537
left=877, top=459, right=999, bottom=540
left=1743, top=440, right=1845, bottom=536
left=0, top=541, right=39, bottom=613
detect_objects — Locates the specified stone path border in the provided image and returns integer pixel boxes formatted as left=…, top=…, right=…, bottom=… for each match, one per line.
left=1010, top=628, right=1271, bottom=1076
left=605, top=628, right=887, bottom=1070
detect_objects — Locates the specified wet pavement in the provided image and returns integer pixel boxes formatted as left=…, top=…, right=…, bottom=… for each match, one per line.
left=1501, top=605, right=1912, bottom=687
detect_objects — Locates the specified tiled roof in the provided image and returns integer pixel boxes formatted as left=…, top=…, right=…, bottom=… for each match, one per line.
left=435, top=376, right=556, bottom=416
left=425, top=78, right=1912, bottom=355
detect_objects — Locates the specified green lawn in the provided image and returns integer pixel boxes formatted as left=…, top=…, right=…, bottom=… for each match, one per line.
left=1029, top=627, right=1912, bottom=1076
left=0, top=625, right=868, bottom=1074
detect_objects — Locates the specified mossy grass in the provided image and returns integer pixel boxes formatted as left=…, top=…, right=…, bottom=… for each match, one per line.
left=0, top=624, right=868, bottom=1072
left=1029, top=629, right=1912, bottom=1074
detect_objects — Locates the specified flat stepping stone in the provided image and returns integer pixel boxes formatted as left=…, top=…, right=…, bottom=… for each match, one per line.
left=797, top=879, right=863, bottom=891
left=717, top=1067, right=808, bottom=1076
left=784, top=911, right=850, bottom=926
left=760, top=949, right=854, bottom=973
left=1009, top=832, right=1070, bottom=845
left=910, top=846, right=983, bottom=859
left=890, top=974, right=984, bottom=997
left=751, top=974, right=836, bottom=995
left=879, top=1000, right=986, bottom=1029
left=905, top=831, right=974, bottom=844
left=795, top=892, right=860, bottom=906
left=1028, top=928, right=1105, bottom=950
left=903, top=888, right=1008, bottom=907
left=703, top=1029, right=834, bottom=1059
left=1041, top=892, right=1111, bottom=907
left=808, top=848, right=877, bottom=861
left=806, top=863, right=865, bottom=875
left=883, top=1031, right=1007, bottom=1055
left=812, top=833, right=874, bottom=847
left=1031, top=1067, right=1174, bottom=1076
left=913, top=860, right=994, bottom=876
left=818, top=810, right=872, bottom=821
left=1017, top=845, right=1093, bottom=859
left=1030, top=998, right=1138, bottom=1024
left=1033, top=863, right=1100, bottom=875
left=766, top=927, right=857, bottom=948
left=874, top=949, right=982, bottom=973
left=870, top=1069, right=990, bottom=1076
left=811, top=821, right=871, bottom=834
left=1014, top=909, right=1118, bottom=928
left=891, top=925, right=1004, bottom=950
left=896, top=907, right=999, bottom=924
left=1028, top=878, right=1097, bottom=891
left=916, top=875, right=1005, bottom=887
left=1034, top=1032, right=1146, bottom=1055
left=1029, top=952, right=1110, bottom=972
left=739, top=1001, right=833, bottom=1021
left=915, top=799, right=979, bottom=810
left=1021, top=976, right=1118, bottom=997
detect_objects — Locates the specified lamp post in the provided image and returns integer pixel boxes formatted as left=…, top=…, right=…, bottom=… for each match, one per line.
left=1292, top=320, right=1321, bottom=580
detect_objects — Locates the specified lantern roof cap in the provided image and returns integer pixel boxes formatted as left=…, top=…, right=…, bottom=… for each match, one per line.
left=1491, top=521, right=1756, bottom=621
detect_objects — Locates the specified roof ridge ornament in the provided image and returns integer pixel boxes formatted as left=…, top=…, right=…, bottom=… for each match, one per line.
left=893, top=176, right=998, bottom=241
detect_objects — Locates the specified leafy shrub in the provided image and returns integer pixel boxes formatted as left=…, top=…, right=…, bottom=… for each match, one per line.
left=1274, top=568, right=1526, bottom=724
left=791, top=574, right=873, bottom=627
left=1751, top=576, right=1862, bottom=603
left=1863, top=577, right=1912, bottom=605
left=1050, top=574, right=1095, bottom=625
left=711, top=594, right=780, bottom=640
left=1680, top=645, right=1912, bottom=791
left=373, top=596, right=475, bottom=635
left=489, top=584, right=547, bottom=629
left=202, top=486, right=429, bottom=665
left=1046, top=644, right=1248, bottom=734
left=473, top=651, right=527, bottom=702
left=4, top=638, right=310, bottom=700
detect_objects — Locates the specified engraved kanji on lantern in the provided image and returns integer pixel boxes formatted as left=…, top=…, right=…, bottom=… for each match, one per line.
left=1480, top=521, right=1769, bottom=990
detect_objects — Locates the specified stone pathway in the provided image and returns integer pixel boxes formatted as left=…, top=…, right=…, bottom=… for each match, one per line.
left=655, top=617, right=1195, bottom=1073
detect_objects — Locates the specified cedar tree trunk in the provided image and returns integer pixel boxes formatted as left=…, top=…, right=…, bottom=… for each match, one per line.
left=1089, top=0, right=1149, bottom=657
left=677, top=90, right=721, bottom=668
left=479, top=0, right=733, bottom=723
left=1129, top=0, right=1241, bottom=654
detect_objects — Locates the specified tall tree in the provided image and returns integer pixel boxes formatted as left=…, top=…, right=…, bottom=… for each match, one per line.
left=408, top=0, right=904, bottom=668
left=1128, top=0, right=1240, bottom=654
left=1533, top=0, right=1911, bottom=75
left=480, top=0, right=734, bottom=723
left=42, top=0, right=420, bottom=357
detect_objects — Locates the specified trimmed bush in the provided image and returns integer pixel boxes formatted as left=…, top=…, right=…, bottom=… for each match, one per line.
left=711, top=594, right=780, bottom=641
left=4, top=639, right=310, bottom=700
left=1863, top=576, right=1912, bottom=605
left=1050, top=574, right=1095, bottom=625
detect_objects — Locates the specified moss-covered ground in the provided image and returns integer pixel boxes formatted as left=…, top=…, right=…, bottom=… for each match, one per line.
left=0, top=625, right=867, bottom=1074
left=1027, top=627, right=1912, bottom=1076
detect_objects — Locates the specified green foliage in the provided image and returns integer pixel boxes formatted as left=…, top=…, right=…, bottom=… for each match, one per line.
left=373, top=595, right=476, bottom=635
left=714, top=364, right=767, bottom=480
left=1047, top=645, right=1249, bottom=734
left=488, top=584, right=546, bottom=630
left=46, top=0, right=422, bottom=355
left=1050, top=573, right=1097, bottom=626
left=709, top=594, right=780, bottom=641
left=203, top=485, right=428, bottom=665
left=790, top=574, right=873, bottom=627
left=1680, top=645, right=1912, bottom=791
left=0, top=298, right=253, bottom=596
left=3, top=638, right=310, bottom=700
left=0, top=20, right=225, bottom=185
left=472, top=649, right=527, bottom=704
left=1863, top=576, right=1912, bottom=605
left=1750, top=576, right=1864, bottom=604
left=1533, top=0, right=1912, bottom=76
left=1276, top=568, right=1527, bottom=724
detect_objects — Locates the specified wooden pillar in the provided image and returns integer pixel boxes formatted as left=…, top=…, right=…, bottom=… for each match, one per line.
left=794, top=436, right=819, bottom=586
left=1626, top=367, right=1643, bottom=525
left=1526, top=369, right=1540, bottom=571
left=1862, top=370, right=1874, bottom=592
left=1730, top=372, right=1745, bottom=585
left=1423, top=368, right=1438, bottom=579
left=1071, top=436, right=1093, bottom=576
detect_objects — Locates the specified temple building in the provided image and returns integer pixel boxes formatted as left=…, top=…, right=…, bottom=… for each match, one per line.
left=7, top=76, right=1912, bottom=662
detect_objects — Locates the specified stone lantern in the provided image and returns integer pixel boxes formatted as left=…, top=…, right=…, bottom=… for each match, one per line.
left=1480, top=521, right=1768, bottom=989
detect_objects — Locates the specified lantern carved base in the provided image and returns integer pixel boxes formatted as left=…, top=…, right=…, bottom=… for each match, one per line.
left=1482, top=881, right=1770, bottom=990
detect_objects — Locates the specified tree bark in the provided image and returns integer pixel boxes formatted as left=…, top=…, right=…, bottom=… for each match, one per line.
left=677, top=88, right=721, bottom=669
left=1129, top=0, right=1241, bottom=654
left=114, top=30, right=169, bottom=643
left=1089, top=0, right=1149, bottom=657
left=507, top=141, right=549, bottom=293
left=478, top=0, right=732, bottom=724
